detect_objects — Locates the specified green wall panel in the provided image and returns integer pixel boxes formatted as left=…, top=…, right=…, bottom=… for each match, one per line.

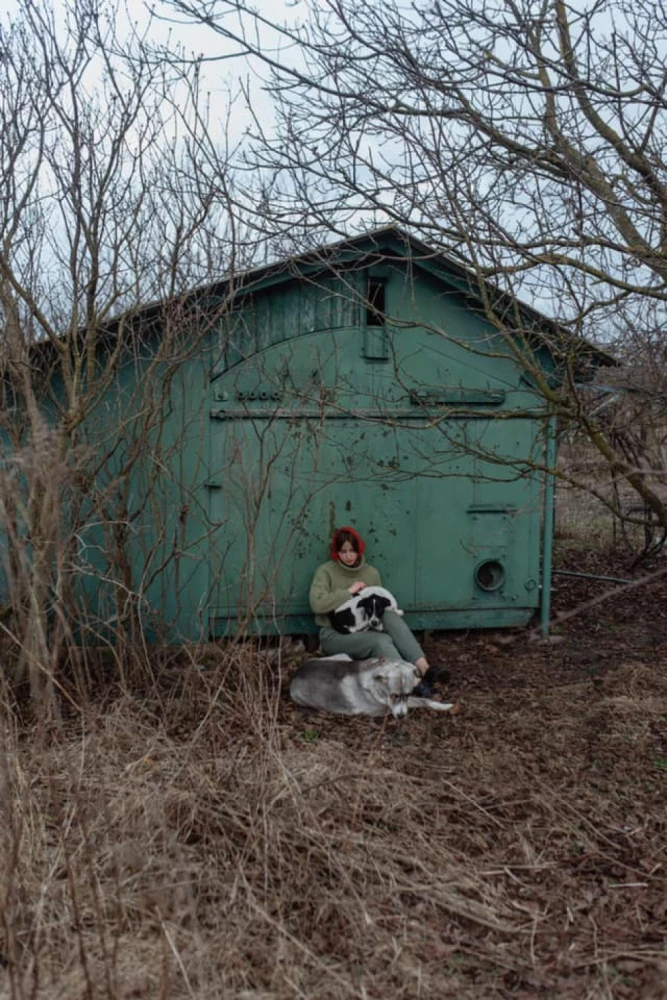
left=206, top=270, right=548, bottom=637
left=20, top=243, right=556, bottom=643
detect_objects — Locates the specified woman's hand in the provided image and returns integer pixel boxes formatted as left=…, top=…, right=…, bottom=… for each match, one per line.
left=349, top=581, right=367, bottom=595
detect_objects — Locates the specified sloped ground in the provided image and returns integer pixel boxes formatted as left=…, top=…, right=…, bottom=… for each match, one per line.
left=1, top=550, right=666, bottom=998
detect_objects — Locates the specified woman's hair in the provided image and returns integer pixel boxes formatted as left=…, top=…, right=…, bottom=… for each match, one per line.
left=330, top=526, right=366, bottom=561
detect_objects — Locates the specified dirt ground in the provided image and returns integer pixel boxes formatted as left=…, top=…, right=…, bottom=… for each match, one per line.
left=278, top=548, right=667, bottom=999
left=1, top=546, right=666, bottom=999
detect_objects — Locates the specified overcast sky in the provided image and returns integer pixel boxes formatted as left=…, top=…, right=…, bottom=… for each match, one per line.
left=151, top=0, right=305, bottom=151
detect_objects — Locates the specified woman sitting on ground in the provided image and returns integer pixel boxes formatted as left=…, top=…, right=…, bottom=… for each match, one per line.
left=308, top=525, right=446, bottom=697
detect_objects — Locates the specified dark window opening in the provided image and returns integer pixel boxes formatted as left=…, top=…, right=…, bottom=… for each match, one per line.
left=366, top=281, right=385, bottom=326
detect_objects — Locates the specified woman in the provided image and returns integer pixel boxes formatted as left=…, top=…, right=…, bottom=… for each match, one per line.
left=309, top=525, right=446, bottom=697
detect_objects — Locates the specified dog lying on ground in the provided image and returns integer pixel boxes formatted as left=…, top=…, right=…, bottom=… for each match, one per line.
left=329, top=586, right=404, bottom=634
left=290, top=655, right=458, bottom=718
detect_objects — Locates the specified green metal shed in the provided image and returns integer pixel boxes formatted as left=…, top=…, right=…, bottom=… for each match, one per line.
left=1, top=227, right=611, bottom=642
left=195, top=227, right=606, bottom=639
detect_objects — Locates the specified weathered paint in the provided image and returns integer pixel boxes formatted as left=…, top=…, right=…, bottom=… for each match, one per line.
left=205, top=251, right=549, bottom=637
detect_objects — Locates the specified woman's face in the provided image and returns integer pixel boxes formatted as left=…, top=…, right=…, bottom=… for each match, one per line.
left=337, top=540, right=359, bottom=567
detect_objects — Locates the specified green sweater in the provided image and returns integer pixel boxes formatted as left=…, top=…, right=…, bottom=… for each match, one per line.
left=309, top=557, right=383, bottom=628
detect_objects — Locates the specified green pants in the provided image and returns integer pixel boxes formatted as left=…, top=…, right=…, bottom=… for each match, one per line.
left=319, top=610, right=424, bottom=663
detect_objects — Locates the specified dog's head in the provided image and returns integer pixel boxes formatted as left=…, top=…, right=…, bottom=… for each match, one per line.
left=356, top=592, right=392, bottom=631
left=364, top=658, right=421, bottom=718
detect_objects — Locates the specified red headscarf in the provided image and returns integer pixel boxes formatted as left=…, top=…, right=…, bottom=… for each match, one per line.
left=330, top=526, right=366, bottom=561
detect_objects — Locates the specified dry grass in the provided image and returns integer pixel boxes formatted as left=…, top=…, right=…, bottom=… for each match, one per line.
left=1, top=593, right=667, bottom=1000
left=556, top=443, right=667, bottom=557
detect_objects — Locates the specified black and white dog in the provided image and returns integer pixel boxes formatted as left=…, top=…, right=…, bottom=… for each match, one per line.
left=330, top=586, right=404, bottom=634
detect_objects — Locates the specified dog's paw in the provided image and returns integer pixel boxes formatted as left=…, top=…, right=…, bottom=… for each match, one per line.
left=423, top=665, right=451, bottom=686
left=428, top=699, right=460, bottom=713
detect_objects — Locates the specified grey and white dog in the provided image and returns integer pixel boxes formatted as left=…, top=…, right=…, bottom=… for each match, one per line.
left=290, top=655, right=457, bottom=718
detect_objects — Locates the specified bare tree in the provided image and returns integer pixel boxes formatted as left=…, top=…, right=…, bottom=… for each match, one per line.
left=0, top=0, right=249, bottom=703
left=160, top=0, right=667, bottom=545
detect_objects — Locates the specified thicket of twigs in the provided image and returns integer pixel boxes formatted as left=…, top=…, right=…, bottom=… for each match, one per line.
left=1, top=566, right=666, bottom=999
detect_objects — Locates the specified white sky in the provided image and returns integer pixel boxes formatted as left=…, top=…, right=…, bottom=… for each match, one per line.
left=0, top=0, right=293, bottom=146
left=3, top=0, right=663, bottom=325
left=150, top=0, right=303, bottom=149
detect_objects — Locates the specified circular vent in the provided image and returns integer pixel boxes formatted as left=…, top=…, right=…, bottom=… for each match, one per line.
left=475, top=560, right=505, bottom=592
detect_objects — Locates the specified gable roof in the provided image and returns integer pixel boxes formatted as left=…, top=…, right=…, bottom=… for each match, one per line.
left=26, top=225, right=615, bottom=380
left=190, top=225, right=616, bottom=373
